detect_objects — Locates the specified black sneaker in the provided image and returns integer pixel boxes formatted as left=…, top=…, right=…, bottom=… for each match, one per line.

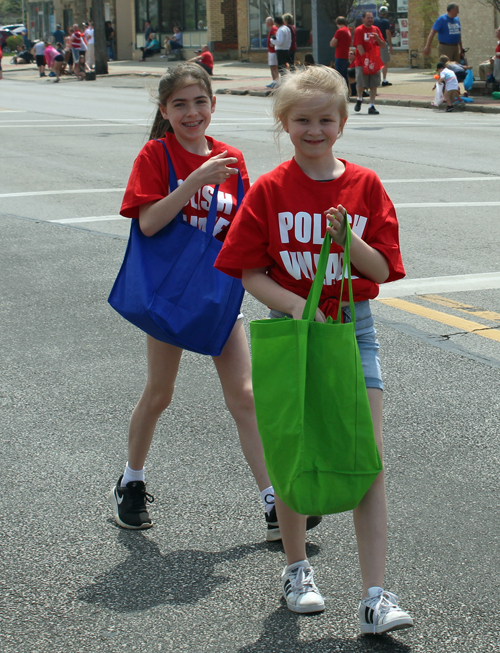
left=381, top=80, right=392, bottom=86
left=354, top=99, right=362, bottom=112
left=362, top=90, right=370, bottom=97
left=446, top=105, right=454, bottom=112
left=109, top=475, right=154, bottom=529
left=265, top=506, right=323, bottom=542
left=368, top=106, right=380, bottom=115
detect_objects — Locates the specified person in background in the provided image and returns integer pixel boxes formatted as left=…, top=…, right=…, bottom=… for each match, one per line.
left=265, top=16, right=279, bottom=89
left=32, top=39, right=47, bottom=77
left=52, top=24, right=65, bottom=47
left=270, top=16, right=291, bottom=80
left=374, top=6, right=392, bottom=87
left=423, top=3, right=462, bottom=62
left=436, top=61, right=459, bottom=112
left=164, top=26, right=183, bottom=57
left=330, top=16, right=352, bottom=89
left=84, top=22, right=94, bottom=69
left=283, top=13, right=297, bottom=71
left=64, top=28, right=74, bottom=73
left=70, top=23, right=83, bottom=66
left=478, top=26, right=500, bottom=81
left=12, top=43, right=33, bottom=64
left=347, top=48, right=357, bottom=96
left=0, top=44, right=3, bottom=80
left=105, top=21, right=115, bottom=61
left=139, top=33, right=160, bottom=61
left=74, top=52, right=89, bottom=80
left=144, top=21, right=153, bottom=42
left=188, top=44, right=213, bottom=75
left=44, top=41, right=64, bottom=82
left=353, top=11, right=385, bottom=114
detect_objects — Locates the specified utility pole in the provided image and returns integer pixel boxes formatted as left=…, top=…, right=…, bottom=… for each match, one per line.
left=92, top=0, right=108, bottom=75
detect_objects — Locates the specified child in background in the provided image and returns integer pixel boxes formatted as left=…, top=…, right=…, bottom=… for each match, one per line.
left=215, top=65, right=414, bottom=635
left=436, top=61, right=459, bottom=112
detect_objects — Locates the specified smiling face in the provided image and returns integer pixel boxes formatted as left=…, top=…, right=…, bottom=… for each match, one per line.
left=362, top=12, right=374, bottom=27
left=159, top=82, right=216, bottom=149
left=282, top=93, right=347, bottom=164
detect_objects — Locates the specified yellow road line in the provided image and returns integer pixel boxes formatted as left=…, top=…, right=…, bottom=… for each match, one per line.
left=419, top=294, right=500, bottom=322
left=378, top=298, right=500, bottom=343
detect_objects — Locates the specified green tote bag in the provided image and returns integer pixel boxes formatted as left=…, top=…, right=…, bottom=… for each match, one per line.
left=250, top=220, right=383, bottom=516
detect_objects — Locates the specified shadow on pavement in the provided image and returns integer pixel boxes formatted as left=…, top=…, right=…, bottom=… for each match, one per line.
left=78, top=528, right=320, bottom=612
left=238, top=607, right=413, bottom=653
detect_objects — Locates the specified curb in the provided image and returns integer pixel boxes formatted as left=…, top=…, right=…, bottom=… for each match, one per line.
left=214, top=87, right=500, bottom=113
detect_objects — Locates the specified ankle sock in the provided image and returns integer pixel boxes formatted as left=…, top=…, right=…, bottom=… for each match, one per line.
left=121, top=463, right=145, bottom=487
left=260, top=486, right=275, bottom=514
left=357, top=97, right=363, bottom=101
left=369, top=103, right=374, bottom=108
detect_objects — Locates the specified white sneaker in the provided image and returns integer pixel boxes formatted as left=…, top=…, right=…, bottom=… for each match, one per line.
left=281, top=560, right=325, bottom=613
left=359, top=587, right=414, bottom=634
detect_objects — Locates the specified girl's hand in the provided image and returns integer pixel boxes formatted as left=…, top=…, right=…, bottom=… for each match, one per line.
left=289, top=299, right=326, bottom=323
left=325, top=204, right=347, bottom=247
left=191, top=150, right=239, bottom=186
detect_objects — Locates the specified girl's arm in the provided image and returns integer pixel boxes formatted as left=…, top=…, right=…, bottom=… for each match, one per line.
left=242, top=268, right=326, bottom=322
left=325, top=205, right=390, bottom=284
left=139, top=151, right=239, bottom=237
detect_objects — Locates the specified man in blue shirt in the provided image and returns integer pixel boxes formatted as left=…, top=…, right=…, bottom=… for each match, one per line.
left=52, top=24, right=65, bottom=46
left=423, top=3, right=462, bottom=62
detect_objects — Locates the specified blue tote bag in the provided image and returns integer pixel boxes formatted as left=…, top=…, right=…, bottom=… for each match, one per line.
left=108, top=140, right=245, bottom=356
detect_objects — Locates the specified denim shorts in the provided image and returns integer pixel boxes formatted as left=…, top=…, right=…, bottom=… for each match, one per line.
left=268, top=300, right=383, bottom=390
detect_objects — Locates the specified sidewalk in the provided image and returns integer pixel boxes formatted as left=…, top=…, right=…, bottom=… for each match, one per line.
left=2, top=56, right=499, bottom=113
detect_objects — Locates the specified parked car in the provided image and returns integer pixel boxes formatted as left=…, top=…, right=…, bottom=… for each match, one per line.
left=0, top=24, right=25, bottom=34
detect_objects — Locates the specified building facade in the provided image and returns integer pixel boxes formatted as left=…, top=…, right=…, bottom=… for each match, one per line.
left=25, top=0, right=499, bottom=73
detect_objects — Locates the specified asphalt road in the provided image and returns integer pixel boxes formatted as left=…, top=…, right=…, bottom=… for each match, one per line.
left=1, top=76, right=499, bottom=653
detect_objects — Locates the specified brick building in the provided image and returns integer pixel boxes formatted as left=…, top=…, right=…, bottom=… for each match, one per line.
left=25, top=0, right=499, bottom=73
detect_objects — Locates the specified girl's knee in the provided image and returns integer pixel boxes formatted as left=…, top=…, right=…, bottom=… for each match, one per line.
left=140, top=384, right=175, bottom=415
left=224, top=384, right=255, bottom=418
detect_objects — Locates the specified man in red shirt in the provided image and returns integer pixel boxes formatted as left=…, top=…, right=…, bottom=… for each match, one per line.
left=330, top=16, right=352, bottom=88
left=353, top=11, right=385, bottom=114
left=265, top=16, right=279, bottom=88
left=189, top=44, right=213, bottom=75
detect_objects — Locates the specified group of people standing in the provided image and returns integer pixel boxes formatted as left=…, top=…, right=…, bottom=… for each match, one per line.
left=265, top=14, right=297, bottom=89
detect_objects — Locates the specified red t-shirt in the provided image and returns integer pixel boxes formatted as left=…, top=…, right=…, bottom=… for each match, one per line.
left=71, top=30, right=82, bottom=49
left=334, top=25, right=352, bottom=59
left=215, top=159, right=405, bottom=318
left=353, top=24, right=383, bottom=67
left=200, top=51, right=213, bottom=72
left=289, top=24, right=297, bottom=53
left=267, top=25, right=278, bottom=52
left=496, top=42, right=500, bottom=58
left=120, top=132, right=250, bottom=242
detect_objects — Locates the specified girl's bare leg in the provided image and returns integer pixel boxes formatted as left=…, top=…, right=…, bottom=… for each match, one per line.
left=212, top=319, right=271, bottom=492
left=127, top=336, right=183, bottom=470
left=274, top=494, right=307, bottom=565
left=353, top=387, right=387, bottom=598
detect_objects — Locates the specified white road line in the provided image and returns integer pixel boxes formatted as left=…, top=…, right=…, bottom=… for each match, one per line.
left=51, top=215, right=126, bottom=224
left=394, top=201, right=500, bottom=208
left=378, top=272, right=500, bottom=298
left=383, top=177, right=500, bottom=184
left=0, top=189, right=125, bottom=198
left=0, top=123, right=147, bottom=129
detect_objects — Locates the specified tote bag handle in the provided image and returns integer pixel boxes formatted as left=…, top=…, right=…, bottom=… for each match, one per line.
left=302, top=213, right=356, bottom=325
left=155, top=139, right=244, bottom=236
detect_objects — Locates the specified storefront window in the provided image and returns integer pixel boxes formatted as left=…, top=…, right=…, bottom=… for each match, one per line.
left=249, top=0, right=310, bottom=49
left=136, top=0, right=206, bottom=37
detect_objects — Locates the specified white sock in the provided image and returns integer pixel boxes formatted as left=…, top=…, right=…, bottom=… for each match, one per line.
left=121, top=463, right=145, bottom=486
left=369, top=103, right=374, bottom=108
left=357, top=97, right=363, bottom=101
left=260, top=486, right=275, bottom=514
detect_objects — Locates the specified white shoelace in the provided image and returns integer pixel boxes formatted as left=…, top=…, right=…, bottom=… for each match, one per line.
left=291, top=566, right=316, bottom=594
left=365, top=590, right=399, bottom=634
